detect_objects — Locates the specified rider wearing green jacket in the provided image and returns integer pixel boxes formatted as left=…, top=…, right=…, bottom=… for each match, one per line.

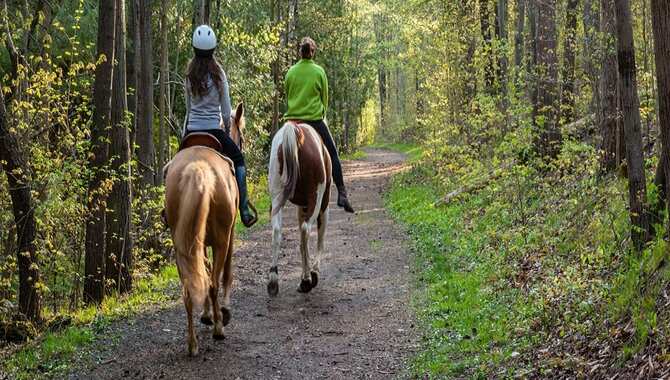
left=284, top=37, right=354, bottom=213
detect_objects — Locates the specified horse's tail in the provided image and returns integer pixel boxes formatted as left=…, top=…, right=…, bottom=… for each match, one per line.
left=272, top=123, right=300, bottom=216
left=174, top=161, right=212, bottom=307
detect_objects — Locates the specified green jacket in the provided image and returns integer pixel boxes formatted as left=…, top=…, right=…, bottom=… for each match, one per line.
left=283, top=59, right=328, bottom=121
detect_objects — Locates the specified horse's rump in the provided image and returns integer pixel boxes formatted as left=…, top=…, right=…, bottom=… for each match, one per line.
left=269, top=122, right=331, bottom=214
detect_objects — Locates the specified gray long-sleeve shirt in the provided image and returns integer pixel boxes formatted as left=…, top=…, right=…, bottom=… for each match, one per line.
left=182, top=68, right=232, bottom=136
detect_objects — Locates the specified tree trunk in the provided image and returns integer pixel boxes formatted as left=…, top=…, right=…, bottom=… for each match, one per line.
left=288, top=0, right=299, bottom=53
left=85, top=0, right=116, bottom=304
left=514, top=0, right=525, bottom=69
left=375, top=13, right=387, bottom=135
left=0, top=92, right=41, bottom=322
left=614, top=0, right=649, bottom=250
left=495, top=0, right=509, bottom=105
left=480, top=0, right=495, bottom=91
left=582, top=0, right=600, bottom=122
left=106, top=0, right=133, bottom=295
left=651, top=0, right=670, bottom=234
left=560, top=0, right=579, bottom=125
left=194, top=0, right=210, bottom=25
left=526, top=0, right=538, bottom=103
left=157, top=0, right=169, bottom=185
left=599, top=0, right=620, bottom=171
left=270, top=0, right=281, bottom=135
left=136, top=0, right=155, bottom=187
left=127, top=0, right=140, bottom=149
left=533, top=0, right=561, bottom=158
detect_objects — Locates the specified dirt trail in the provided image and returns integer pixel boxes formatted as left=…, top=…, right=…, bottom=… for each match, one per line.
left=70, top=148, right=418, bottom=380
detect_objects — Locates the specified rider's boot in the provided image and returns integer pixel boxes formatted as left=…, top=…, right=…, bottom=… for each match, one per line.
left=337, top=185, right=355, bottom=213
left=235, top=165, right=258, bottom=227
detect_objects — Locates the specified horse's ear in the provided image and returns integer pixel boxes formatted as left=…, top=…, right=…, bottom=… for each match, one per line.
left=234, top=102, right=244, bottom=127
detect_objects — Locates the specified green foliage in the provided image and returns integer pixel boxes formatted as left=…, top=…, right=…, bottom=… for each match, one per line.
left=3, top=265, right=180, bottom=379
left=383, top=133, right=670, bottom=376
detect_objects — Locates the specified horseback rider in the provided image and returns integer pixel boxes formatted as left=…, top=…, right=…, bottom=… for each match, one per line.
left=182, top=25, right=257, bottom=227
left=284, top=37, right=355, bottom=213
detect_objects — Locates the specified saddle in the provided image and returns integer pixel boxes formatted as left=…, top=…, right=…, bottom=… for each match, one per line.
left=163, top=132, right=234, bottom=180
left=179, top=132, right=223, bottom=152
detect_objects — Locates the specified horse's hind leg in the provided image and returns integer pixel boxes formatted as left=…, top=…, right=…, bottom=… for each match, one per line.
left=297, top=207, right=313, bottom=293
left=184, top=290, right=198, bottom=356
left=311, top=209, right=328, bottom=288
left=200, top=250, right=213, bottom=325
left=209, top=243, right=229, bottom=340
left=220, top=233, right=234, bottom=327
left=267, top=210, right=282, bottom=297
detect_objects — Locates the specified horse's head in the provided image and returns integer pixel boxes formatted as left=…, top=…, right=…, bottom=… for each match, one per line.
left=230, top=102, right=245, bottom=151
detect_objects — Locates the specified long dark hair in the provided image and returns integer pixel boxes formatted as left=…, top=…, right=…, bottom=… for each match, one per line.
left=186, top=56, right=223, bottom=98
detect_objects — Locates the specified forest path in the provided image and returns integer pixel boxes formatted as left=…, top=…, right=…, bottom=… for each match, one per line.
left=70, top=148, right=419, bottom=379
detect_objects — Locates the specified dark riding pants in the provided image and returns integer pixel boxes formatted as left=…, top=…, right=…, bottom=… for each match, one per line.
left=304, top=120, right=344, bottom=189
left=185, top=128, right=244, bottom=167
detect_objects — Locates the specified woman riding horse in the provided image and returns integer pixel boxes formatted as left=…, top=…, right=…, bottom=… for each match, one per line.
left=284, top=37, right=355, bottom=213
left=183, top=25, right=257, bottom=227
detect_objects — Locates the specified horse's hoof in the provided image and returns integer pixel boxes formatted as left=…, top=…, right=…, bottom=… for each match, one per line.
left=310, top=271, right=319, bottom=288
left=200, top=316, right=213, bottom=326
left=267, top=280, right=279, bottom=297
left=188, top=344, right=199, bottom=357
left=297, top=278, right=313, bottom=293
left=221, top=307, right=232, bottom=326
left=213, top=332, right=225, bottom=341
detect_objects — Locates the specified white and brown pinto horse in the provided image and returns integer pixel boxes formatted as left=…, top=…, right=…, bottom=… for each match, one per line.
left=267, top=121, right=332, bottom=296
left=164, top=103, right=245, bottom=356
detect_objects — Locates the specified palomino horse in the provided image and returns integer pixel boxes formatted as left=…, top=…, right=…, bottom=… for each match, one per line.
left=164, top=103, right=245, bottom=356
left=267, top=121, right=332, bottom=296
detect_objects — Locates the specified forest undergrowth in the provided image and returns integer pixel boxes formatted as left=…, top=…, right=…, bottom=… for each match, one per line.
left=386, top=133, right=670, bottom=378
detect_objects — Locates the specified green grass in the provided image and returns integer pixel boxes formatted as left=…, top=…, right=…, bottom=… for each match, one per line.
left=4, top=265, right=181, bottom=379
left=386, top=175, right=535, bottom=377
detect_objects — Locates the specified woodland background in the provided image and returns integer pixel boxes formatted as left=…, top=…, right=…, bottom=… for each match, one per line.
left=3, top=0, right=670, bottom=377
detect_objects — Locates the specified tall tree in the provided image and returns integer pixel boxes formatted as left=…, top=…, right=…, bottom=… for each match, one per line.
left=136, top=0, right=155, bottom=186
left=270, top=0, right=282, bottom=134
left=84, top=0, right=116, bottom=304
left=157, top=0, right=170, bottom=183
left=651, top=0, right=670, bottom=233
left=599, top=0, right=621, bottom=171
left=0, top=0, right=42, bottom=323
left=495, top=0, right=509, bottom=103
left=560, top=0, right=579, bottom=124
left=526, top=0, right=538, bottom=103
left=582, top=0, right=600, bottom=118
left=194, top=0, right=210, bottom=25
left=480, top=0, right=495, bottom=91
left=127, top=0, right=140, bottom=147
left=514, top=0, right=525, bottom=70
left=533, top=0, right=561, bottom=158
left=0, top=87, right=42, bottom=323
left=375, top=12, right=388, bottom=135
left=614, top=0, right=649, bottom=250
left=105, top=0, right=133, bottom=294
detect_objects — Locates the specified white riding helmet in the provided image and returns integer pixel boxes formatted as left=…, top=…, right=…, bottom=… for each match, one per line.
left=192, top=25, right=216, bottom=56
